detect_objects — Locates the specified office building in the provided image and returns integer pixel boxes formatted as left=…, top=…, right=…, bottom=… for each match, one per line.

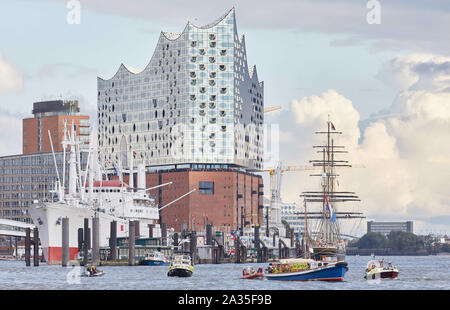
left=367, top=221, right=414, bottom=235
left=23, top=100, right=90, bottom=154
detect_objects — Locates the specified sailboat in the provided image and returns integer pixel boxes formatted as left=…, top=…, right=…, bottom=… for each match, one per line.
left=264, top=119, right=364, bottom=281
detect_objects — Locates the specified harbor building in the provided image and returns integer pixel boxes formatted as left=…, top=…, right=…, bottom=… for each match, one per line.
left=122, top=167, right=263, bottom=233
left=101, top=8, right=266, bottom=233
left=23, top=100, right=90, bottom=154
left=280, top=202, right=305, bottom=236
left=261, top=197, right=305, bottom=237
left=367, top=221, right=414, bottom=235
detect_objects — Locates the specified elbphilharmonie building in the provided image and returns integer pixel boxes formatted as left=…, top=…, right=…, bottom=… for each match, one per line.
left=97, top=8, right=264, bottom=171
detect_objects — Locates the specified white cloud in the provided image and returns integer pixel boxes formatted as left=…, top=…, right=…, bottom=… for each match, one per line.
left=0, top=109, right=22, bottom=156
left=0, top=54, right=23, bottom=156
left=277, top=55, right=450, bottom=235
left=0, top=53, right=22, bottom=96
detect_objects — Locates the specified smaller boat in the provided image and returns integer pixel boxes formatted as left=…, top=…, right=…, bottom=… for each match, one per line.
left=240, top=266, right=264, bottom=280
left=139, top=251, right=170, bottom=266
left=82, top=265, right=105, bottom=277
left=167, top=254, right=194, bottom=277
left=364, top=258, right=399, bottom=280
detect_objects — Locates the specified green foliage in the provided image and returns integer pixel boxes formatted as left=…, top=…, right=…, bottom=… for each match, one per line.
left=354, top=232, right=388, bottom=249
left=387, top=231, right=424, bottom=252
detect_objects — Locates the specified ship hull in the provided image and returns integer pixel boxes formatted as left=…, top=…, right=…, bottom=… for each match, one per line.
left=29, top=202, right=154, bottom=264
left=139, top=260, right=170, bottom=266
left=265, top=262, right=348, bottom=281
left=167, top=268, right=193, bottom=277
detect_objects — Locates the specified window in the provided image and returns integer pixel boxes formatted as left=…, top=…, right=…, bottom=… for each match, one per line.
left=199, top=181, right=214, bottom=194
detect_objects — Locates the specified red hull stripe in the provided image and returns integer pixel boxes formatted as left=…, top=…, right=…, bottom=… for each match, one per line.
left=46, top=247, right=79, bottom=265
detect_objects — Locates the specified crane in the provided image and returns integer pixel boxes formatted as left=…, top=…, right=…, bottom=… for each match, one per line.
left=264, top=106, right=282, bottom=113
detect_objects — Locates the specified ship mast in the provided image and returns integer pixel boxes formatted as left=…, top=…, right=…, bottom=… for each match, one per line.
left=299, top=118, right=364, bottom=246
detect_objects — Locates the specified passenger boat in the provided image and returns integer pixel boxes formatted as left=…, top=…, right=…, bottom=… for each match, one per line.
left=364, top=259, right=399, bottom=280
left=240, top=266, right=264, bottom=280
left=167, top=254, right=194, bottom=277
left=139, top=251, right=170, bottom=266
left=265, top=258, right=348, bottom=281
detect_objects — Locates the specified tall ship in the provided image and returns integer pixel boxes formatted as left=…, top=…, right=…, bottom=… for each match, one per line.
left=28, top=122, right=193, bottom=264
left=265, top=119, right=364, bottom=281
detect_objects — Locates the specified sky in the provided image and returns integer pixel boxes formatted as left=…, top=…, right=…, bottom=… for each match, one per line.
left=0, top=0, right=449, bottom=236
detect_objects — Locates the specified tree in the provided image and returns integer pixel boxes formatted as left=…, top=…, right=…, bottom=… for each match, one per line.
left=354, top=232, right=388, bottom=249
left=387, top=231, right=424, bottom=252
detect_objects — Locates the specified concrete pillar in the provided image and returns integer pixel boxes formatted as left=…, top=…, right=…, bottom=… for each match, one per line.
left=62, top=217, right=69, bottom=267
left=33, top=228, right=39, bottom=266
left=190, top=232, right=196, bottom=265
left=83, top=218, right=89, bottom=266
left=206, top=224, right=212, bottom=246
left=128, top=221, right=135, bottom=266
left=110, top=221, right=117, bottom=260
left=134, top=220, right=140, bottom=237
left=173, top=233, right=179, bottom=247
left=161, top=223, right=167, bottom=246
left=77, top=228, right=83, bottom=254
left=25, top=228, right=31, bottom=267
left=92, top=217, right=100, bottom=265
left=254, top=225, right=261, bottom=263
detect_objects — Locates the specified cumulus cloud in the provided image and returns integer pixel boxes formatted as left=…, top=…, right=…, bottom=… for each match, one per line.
left=377, top=54, right=450, bottom=92
left=0, top=54, right=23, bottom=156
left=0, top=53, right=22, bottom=96
left=276, top=55, right=450, bottom=235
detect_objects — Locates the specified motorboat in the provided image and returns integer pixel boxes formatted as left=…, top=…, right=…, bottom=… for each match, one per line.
left=167, top=254, right=194, bottom=277
left=139, top=251, right=170, bottom=266
left=364, top=259, right=399, bottom=280
left=240, top=266, right=264, bottom=280
left=82, top=265, right=105, bottom=277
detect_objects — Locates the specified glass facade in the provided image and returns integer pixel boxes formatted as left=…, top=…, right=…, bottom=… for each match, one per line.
left=97, top=8, right=264, bottom=171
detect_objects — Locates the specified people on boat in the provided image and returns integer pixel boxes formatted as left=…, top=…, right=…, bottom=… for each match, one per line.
left=257, top=267, right=263, bottom=274
left=243, top=268, right=248, bottom=276
left=250, top=267, right=255, bottom=274
left=88, top=265, right=97, bottom=276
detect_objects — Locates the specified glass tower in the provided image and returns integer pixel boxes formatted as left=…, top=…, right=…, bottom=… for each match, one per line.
left=97, top=8, right=264, bottom=171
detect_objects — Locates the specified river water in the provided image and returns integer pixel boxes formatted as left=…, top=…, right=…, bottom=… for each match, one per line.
left=0, top=255, right=448, bottom=290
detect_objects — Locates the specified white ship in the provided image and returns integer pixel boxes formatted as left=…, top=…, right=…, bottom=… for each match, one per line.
left=28, top=122, right=193, bottom=264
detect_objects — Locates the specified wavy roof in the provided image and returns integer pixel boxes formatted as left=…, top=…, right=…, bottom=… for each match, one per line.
left=99, top=8, right=237, bottom=81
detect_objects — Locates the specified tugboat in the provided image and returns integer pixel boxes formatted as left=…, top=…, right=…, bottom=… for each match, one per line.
left=139, top=251, right=170, bottom=266
left=364, top=258, right=399, bottom=280
left=167, top=254, right=194, bottom=277
left=265, top=119, right=364, bottom=281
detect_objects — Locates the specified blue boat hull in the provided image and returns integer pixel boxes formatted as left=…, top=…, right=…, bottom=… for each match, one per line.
left=265, top=262, right=348, bottom=281
left=139, top=260, right=170, bottom=266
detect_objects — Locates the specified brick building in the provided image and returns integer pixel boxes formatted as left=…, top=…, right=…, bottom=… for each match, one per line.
left=121, top=167, right=264, bottom=233
left=23, top=100, right=90, bottom=154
